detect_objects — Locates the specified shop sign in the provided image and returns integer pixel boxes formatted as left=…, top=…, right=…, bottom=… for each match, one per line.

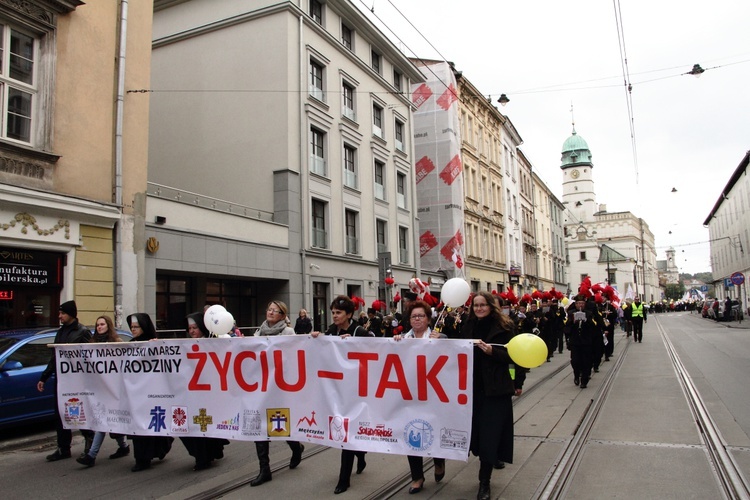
left=0, top=247, right=64, bottom=287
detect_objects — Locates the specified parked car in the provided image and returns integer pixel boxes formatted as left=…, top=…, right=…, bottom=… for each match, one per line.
left=0, top=326, right=131, bottom=429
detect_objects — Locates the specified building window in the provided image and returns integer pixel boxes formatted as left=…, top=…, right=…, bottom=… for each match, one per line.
left=579, top=251, right=586, bottom=261
left=371, top=49, right=381, bottom=74
left=372, top=103, right=383, bottom=138
left=397, top=172, right=406, bottom=209
left=343, top=144, right=357, bottom=188
left=393, top=68, right=402, bottom=92
left=311, top=199, right=328, bottom=248
left=398, top=226, right=409, bottom=264
left=395, top=119, right=405, bottom=151
left=0, top=25, right=36, bottom=144
left=376, top=219, right=388, bottom=254
left=310, top=127, right=326, bottom=176
left=345, top=209, right=359, bottom=254
left=155, top=276, right=194, bottom=331
left=341, top=23, right=353, bottom=50
left=342, top=81, right=356, bottom=121
left=374, top=160, right=385, bottom=200
left=309, top=60, right=325, bottom=102
left=310, top=0, right=322, bottom=25
left=312, top=281, right=329, bottom=332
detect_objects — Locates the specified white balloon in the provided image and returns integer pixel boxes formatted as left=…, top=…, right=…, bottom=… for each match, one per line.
left=207, top=310, right=234, bottom=337
left=441, top=278, right=471, bottom=307
left=204, top=305, right=228, bottom=334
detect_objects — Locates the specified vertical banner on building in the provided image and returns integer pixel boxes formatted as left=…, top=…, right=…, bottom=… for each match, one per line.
left=411, top=62, right=465, bottom=278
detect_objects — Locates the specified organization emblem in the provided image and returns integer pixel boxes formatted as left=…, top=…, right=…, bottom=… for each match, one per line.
left=329, top=415, right=349, bottom=443
left=171, top=406, right=189, bottom=433
left=266, top=408, right=291, bottom=438
left=404, top=419, right=435, bottom=452
left=64, top=398, right=86, bottom=426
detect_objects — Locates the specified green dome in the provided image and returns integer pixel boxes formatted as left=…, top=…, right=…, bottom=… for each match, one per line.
left=560, top=129, right=593, bottom=168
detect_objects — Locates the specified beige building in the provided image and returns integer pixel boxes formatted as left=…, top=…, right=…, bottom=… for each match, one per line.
left=148, top=0, right=423, bottom=331
left=0, top=1, right=153, bottom=328
left=454, top=74, right=509, bottom=292
left=533, top=170, right=567, bottom=292
left=518, top=150, right=537, bottom=291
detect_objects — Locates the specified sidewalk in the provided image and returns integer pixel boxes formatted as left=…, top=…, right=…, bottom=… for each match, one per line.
left=677, top=310, right=750, bottom=329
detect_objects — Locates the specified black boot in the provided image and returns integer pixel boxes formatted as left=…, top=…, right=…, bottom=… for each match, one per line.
left=251, top=442, right=272, bottom=486
left=289, top=442, right=304, bottom=469
left=477, top=459, right=492, bottom=499
left=477, top=481, right=491, bottom=500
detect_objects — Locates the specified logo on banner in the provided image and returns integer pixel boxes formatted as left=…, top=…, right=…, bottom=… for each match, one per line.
left=412, top=83, right=433, bottom=108
left=420, top=231, right=439, bottom=257
left=439, top=155, right=462, bottom=185
left=192, top=408, right=213, bottom=432
left=242, top=410, right=263, bottom=437
left=297, top=411, right=325, bottom=440
left=436, top=84, right=458, bottom=110
left=267, top=409, right=291, bottom=437
left=64, top=398, right=86, bottom=426
left=329, top=415, right=349, bottom=443
left=440, top=230, right=464, bottom=263
left=355, top=422, right=397, bottom=443
left=148, top=406, right=167, bottom=432
left=404, top=419, right=435, bottom=452
left=440, top=427, right=468, bottom=451
left=415, top=156, right=436, bottom=184
left=216, top=413, right=240, bottom=431
left=171, top=406, right=189, bottom=433
left=91, top=401, right=106, bottom=426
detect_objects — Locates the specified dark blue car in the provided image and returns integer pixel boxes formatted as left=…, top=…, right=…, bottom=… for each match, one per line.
left=0, top=327, right=131, bottom=429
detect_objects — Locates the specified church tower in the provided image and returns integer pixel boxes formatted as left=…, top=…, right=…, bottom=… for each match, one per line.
left=561, top=125, right=596, bottom=224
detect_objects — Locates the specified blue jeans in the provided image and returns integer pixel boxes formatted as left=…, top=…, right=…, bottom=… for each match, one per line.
left=89, top=432, right=127, bottom=458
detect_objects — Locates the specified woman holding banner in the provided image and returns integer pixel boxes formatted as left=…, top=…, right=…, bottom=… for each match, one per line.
left=311, top=295, right=369, bottom=494
left=126, top=313, right=174, bottom=472
left=180, top=312, right=230, bottom=471
left=393, top=300, right=446, bottom=493
left=460, top=292, right=525, bottom=500
left=250, top=301, right=304, bottom=486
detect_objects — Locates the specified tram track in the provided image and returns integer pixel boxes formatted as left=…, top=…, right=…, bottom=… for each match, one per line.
left=657, top=318, right=750, bottom=499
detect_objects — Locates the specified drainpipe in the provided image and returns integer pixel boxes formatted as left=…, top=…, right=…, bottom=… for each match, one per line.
left=299, top=14, right=309, bottom=312
left=113, top=0, right=128, bottom=326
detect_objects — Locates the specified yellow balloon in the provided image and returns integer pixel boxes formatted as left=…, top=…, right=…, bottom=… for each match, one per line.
left=506, top=333, right=548, bottom=368
left=561, top=297, right=570, bottom=306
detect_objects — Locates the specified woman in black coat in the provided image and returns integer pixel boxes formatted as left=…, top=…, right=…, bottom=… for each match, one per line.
left=460, top=292, right=525, bottom=500
left=126, top=313, right=174, bottom=472
left=179, top=312, right=230, bottom=471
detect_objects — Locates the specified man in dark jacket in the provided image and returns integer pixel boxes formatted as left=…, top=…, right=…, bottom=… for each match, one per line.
left=565, top=295, right=598, bottom=388
left=37, top=300, right=92, bottom=461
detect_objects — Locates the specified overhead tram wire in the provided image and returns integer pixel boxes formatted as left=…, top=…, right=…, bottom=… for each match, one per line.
left=613, top=0, right=640, bottom=188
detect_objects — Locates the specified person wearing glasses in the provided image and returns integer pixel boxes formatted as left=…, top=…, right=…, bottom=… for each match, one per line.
left=250, top=300, right=304, bottom=486
left=460, top=291, right=526, bottom=500
left=310, top=295, right=371, bottom=494
left=393, top=300, right=447, bottom=494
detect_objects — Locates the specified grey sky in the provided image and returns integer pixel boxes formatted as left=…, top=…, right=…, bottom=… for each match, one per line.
left=358, top=0, right=750, bottom=275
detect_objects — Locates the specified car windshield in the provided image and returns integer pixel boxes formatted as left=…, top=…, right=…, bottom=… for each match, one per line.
left=0, top=337, right=21, bottom=356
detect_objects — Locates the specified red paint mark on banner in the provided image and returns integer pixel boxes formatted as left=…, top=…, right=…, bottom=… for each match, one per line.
left=420, top=231, right=438, bottom=257
left=318, top=371, right=344, bottom=380
left=436, top=83, right=458, bottom=110
left=412, top=83, right=433, bottom=108
left=439, top=155, right=462, bottom=185
left=440, top=230, right=464, bottom=262
left=415, top=156, right=436, bottom=184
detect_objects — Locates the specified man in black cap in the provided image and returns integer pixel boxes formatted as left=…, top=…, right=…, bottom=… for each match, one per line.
left=365, top=308, right=383, bottom=337
left=37, top=300, right=92, bottom=461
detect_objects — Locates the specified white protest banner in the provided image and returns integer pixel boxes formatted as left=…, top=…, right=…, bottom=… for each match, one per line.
left=55, top=336, right=474, bottom=461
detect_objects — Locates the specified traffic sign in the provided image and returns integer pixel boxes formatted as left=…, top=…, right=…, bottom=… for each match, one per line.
left=700, top=285, right=709, bottom=292
left=724, top=278, right=734, bottom=288
left=731, top=272, right=745, bottom=286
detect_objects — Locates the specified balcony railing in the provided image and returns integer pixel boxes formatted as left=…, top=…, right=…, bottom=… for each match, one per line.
left=312, top=228, right=327, bottom=248
left=343, top=106, right=356, bottom=121
left=309, top=85, right=326, bottom=102
left=310, top=155, right=327, bottom=176
left=147, top=182, right=274, bottom=222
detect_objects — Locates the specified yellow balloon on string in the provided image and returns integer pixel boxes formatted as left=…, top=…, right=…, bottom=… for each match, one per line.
left=505, top=333, right=548, bottom=368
